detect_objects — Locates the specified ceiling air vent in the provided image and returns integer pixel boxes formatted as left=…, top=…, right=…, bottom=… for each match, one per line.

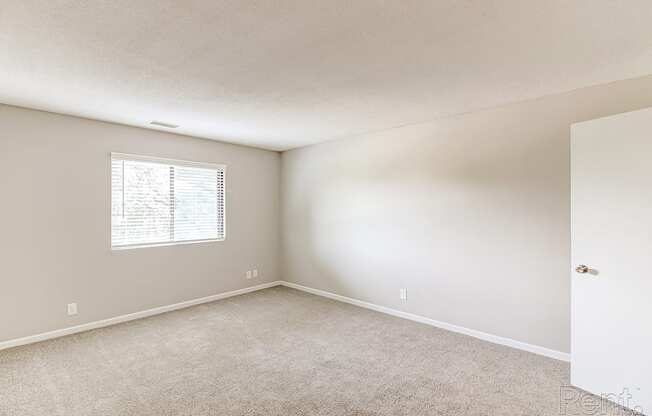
left=150, top=121, right=179, bottom=129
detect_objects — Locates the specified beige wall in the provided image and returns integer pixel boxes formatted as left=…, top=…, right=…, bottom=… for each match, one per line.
left=0, top=105, right=281, bottom=342
left=281, top=75, right=652, bottom=354
left=5, top=75, right=652, bottom=352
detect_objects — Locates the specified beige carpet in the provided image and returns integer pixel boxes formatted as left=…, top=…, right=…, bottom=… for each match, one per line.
left=0, top=286, right=634, bottom=415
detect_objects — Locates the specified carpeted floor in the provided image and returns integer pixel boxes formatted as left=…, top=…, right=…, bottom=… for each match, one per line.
left=0, top=286, right=633, bottom=415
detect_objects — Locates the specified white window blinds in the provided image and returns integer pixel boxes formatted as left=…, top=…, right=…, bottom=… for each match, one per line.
left=111, top=153, right=225, bottom=248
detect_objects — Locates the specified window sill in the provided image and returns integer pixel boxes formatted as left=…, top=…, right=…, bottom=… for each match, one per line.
left=111, top=238, right=225, bottom=251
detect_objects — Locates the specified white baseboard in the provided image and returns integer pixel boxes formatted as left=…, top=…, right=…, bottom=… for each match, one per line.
left=1, top=280, right=570, bottom=362
left=0, top=281, right=283, bottom=351
left=280, top=281, right=571, bottom=362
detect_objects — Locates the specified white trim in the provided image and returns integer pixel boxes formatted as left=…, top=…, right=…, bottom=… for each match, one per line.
left=0, top=280, right=570, bottom=362
left=110, top=152, right=226, bottom=170
left=280, top=281, right=571, bottom=362
left=111, top=238, right=225, bottom=251
left=0, top=281, right=282, bottom=351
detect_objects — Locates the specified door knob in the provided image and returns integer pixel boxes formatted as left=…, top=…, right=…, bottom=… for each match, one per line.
left=575, top=264, right=590, bottom=274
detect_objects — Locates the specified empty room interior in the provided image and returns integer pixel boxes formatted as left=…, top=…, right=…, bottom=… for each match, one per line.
left=1, top=1, right=651, bottom=415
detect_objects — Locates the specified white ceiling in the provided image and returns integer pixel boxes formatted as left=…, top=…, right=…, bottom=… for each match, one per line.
left=2, top=1, right=652, bottom=151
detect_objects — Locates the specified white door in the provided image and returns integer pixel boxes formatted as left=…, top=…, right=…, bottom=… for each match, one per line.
left=571, top=107, right=652, bottom=414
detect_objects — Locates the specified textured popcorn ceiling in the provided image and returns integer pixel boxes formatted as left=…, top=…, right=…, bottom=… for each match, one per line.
left=2, top=1, right=652, bottom=150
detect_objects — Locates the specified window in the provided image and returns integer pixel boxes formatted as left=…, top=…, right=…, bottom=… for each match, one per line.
left=111, top=153, right=225, bottom=249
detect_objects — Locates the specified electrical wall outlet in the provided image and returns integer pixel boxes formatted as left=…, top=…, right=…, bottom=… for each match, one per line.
left=246, top=270, right=252, bottom=279
left=67, top=303, right=78, bottom=316
left=252, top=269, right=258, bottom=278
left=400, top=288, right=407, bottom=301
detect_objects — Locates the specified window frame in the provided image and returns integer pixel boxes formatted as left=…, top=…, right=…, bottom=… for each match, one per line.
left=110, top=152, right=226, bottom=250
